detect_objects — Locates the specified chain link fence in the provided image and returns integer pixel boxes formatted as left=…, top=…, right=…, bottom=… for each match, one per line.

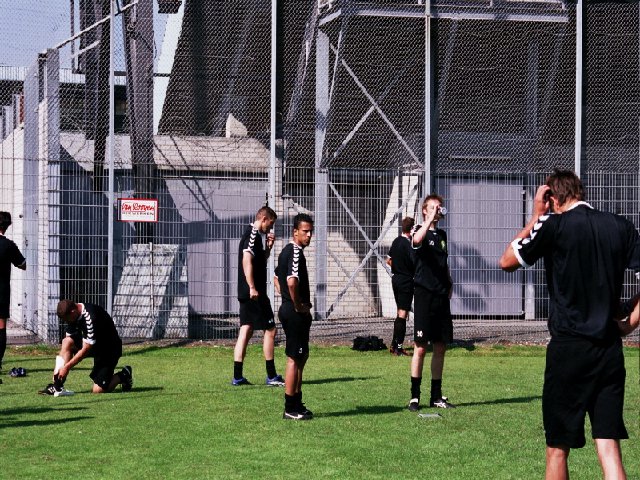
left=0, top=1, right=638, bottom=346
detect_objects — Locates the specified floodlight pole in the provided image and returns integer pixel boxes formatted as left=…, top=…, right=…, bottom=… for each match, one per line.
left=107, top=0, right=115, bottom=315
left=424, top=0, right=433, bottom=198
left=268, top=0, right=277, bottom=303
left=574, top=0, right=584, bottom=177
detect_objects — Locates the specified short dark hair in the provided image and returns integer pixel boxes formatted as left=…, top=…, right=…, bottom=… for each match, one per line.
left=422, top=193, right=443, bottom=211
left=546, top=169, right=584, bottom=206
left=256, top=206, right=277, bottom=221
left=401, top=217, right=415, bottom=234
left=0, top=211, right=12, bottom=231
left=293, top=213, right=314, bottom=230
left=56, top=299, right=76, bottom=319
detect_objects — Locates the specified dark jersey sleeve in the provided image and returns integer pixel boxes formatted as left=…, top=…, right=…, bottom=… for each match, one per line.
left=10, top=242, right=25, bottom=267
left=625, top=222, right=640, bottom=275
left=512, top=213, right=557, bottom=268
left=241, top=227, right=259, bottom=257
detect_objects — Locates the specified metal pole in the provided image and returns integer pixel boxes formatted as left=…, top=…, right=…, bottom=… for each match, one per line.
left=268, top=0, right=277, bottom=302
left=424, top=0, right=432, bottom=196
left=107, top=0, right=115, bottom=314
left=574, top=0, right=584, bottom=177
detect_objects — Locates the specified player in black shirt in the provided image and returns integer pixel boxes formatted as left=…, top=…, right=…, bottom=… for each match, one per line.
left=0, top=212, right=26, bottom=370
left=232, top=206, right=284, bottom=386
left=386, top=216, right=415, bottom=356
left=407, top=194, right=455, bottom=412
left=500, top=169, right=640, bottom=479
left=39, top=300, right=132, bottom=395
left=275, top=213, right=314, bottom=420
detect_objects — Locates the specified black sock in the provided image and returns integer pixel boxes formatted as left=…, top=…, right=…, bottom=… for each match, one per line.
left=285, top=394, right=297, bottom=413
left=431, top=379, right=442, bottom=401
left=233, top=361, right=243, bottom=380
left=411, top=376, right=422, bottom=400
left=393, top=317, right=406, bottom=349
left=0, top=328, right=5, bottom=367
left=295, top=391, right=303, bottom=408
left=266, top=359, right=277, bottom=379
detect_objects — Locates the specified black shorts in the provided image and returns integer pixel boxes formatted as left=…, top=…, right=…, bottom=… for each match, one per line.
left=413, top=286, right=452, bottom=344
left=239, top=295, right=275, bottom=330
left=543, top=337, right=628, bottom=448
left=278, top=303, right=312, bottom=359
left=90, top=342, right=123, bottom=389
left=392, top=276, right=413, bottom=312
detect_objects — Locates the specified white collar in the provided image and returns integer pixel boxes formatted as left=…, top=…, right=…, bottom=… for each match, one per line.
left=566, top=201, right=593, bottom=211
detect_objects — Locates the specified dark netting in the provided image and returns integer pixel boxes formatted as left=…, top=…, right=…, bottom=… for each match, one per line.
left=0, top=1, right=637, bottom=346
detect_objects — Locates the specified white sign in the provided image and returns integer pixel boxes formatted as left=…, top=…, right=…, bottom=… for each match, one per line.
left=119, top=198, right=158, bottom=222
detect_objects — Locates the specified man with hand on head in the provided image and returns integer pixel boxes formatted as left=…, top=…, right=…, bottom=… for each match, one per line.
left=387, top=216, right=415, bottom=356
left=40, top=300, right=132, bottom=396
left=232, top=206, right=284, bottom=387
left=500, top=169, right=639, bottom=480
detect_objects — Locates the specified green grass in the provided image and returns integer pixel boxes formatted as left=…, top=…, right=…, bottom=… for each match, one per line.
left=1, top=344, right=638, bottom=479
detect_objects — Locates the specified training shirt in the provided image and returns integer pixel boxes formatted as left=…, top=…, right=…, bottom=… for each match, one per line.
left=412, top=226, right=451, bottom=295
left=237, top=224, right=268, bottom=300
left=388, top=235, right=415, bottom=284
left=276, top=242, right=310, bottom=306
left=0, top=234, right=26, bottom=305
left=512, top=203, right=640, bottom=340
left=65, top=303, right=121, bottom=352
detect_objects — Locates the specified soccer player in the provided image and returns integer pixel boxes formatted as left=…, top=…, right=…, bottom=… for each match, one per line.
left=39, top=300, right=132, bottom=395
left=276, top=213, right=314, bottom=420
left=408, top=195, right=455, bottom=411
left=499, top=169, right=640, bottom=480
left=0, top=212, right=26, bottom=371
left=232, top=206, right=284, bottom=387
left=386, top=216, right=415, bottom=356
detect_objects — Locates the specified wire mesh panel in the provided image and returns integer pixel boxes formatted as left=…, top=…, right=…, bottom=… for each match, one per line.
left=0, top=1, right=637, bottom=345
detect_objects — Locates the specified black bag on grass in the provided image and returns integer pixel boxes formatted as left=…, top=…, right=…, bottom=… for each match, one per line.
left=352, top=335, right=387, bottom=351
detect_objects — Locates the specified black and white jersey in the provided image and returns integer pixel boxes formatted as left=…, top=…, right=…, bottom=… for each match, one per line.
left=512, top=203, right=640, bottom=340
left=412, top=226, right=451, bottom=295
left=276, top=242, right=310, bottom=306
left=237, top=224, right=268, bottom=300
left=65, top=303, right=121, bottom=351
left=388, top=235, right=415, bottom=283
left=0, top=234, right=26, bottom=305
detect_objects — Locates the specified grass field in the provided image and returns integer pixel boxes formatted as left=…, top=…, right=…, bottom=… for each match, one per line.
left=1, top=344, right=638, bottom=479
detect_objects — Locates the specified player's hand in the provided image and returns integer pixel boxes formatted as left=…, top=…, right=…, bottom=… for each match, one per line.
left=57, top=365, right=70, bottom=381
left=266, top=232, right=275, bottom=250
left=249, top=287, right=259, bottom=300
left=534, top=185, right=552, bottom=216
left=295, top=302, right=311, bottom=314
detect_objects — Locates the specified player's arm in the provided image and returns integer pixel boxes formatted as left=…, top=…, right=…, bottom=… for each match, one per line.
left=242, top=251, right=258, bottom=300
left=274, top=275, right=281, bottom=295
left=615, top=293, right=640, bottom=336
left=265, top=232, right=275, bottom=259
left=57, top=341, right=92, bottom=380
left=386, top=257, right=392, bottom=267
left=499, top=185, right=551, bottom=271
left=287, top=276, right=310, bottom=314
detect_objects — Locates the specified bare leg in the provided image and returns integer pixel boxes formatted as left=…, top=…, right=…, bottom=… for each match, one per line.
left=431, top=341, right=446, bottom=380
left=595, top=439, right=626, bottom=480
left=233, top=325, right=253, bottom=363
left=411, top=342, right=427, bottom=378
left=546, top=445, right=570, bottom=480
left=263, top=327, right=276, bottom=361
left=285, top=356, right=298, bottom=397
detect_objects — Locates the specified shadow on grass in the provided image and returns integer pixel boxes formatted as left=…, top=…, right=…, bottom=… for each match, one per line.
left=0, top=405, right=88, bottom=415
left=305, top=376, right=379, bottom=385
left=123, top=340, right=193, bottom=356
left=0, top=416, right=92, bottom=430
left=456, top=395, right=541, bottom=407
left=319, top=405, right=405, bottom=417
